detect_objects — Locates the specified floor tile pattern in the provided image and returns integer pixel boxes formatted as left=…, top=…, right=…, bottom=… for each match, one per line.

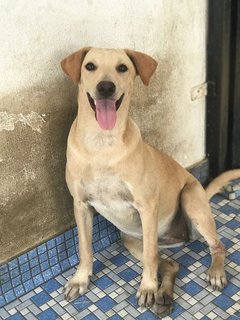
left=1, top=192, right=240, bottom=319
left=0, top=215, right=120, bottom=308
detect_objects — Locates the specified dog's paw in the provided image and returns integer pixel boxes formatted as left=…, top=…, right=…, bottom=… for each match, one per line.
left=206, top=267, right=227, bottom=291
left=63, top=273, right=91, bottom=301
left=153, top=288, right=173, bottom=317
left=136, top=280, right=158, bottom=308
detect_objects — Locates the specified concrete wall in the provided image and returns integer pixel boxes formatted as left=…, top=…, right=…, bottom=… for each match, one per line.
left=0, top=0, right=207, bottom=263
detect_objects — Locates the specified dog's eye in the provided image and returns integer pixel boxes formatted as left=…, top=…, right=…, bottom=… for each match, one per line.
left=85, top=62, right=97, bottom=71
left=116, top=64, right=128, bottom=73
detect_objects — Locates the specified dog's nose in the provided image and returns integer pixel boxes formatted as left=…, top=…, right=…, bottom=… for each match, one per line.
left=97, top=81, right=116, bottom=98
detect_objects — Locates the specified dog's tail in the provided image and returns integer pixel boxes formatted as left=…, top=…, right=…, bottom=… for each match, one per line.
left=205, top=169, right=240, bottom=200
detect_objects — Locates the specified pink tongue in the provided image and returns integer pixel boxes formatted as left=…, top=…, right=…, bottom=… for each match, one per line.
left=95, top=99, right=117, bottom=130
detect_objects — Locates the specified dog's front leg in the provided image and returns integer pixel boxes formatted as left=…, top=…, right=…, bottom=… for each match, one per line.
left=64, top=201, right=94, bottom=301
left=136, top=203, right=159, bottom=308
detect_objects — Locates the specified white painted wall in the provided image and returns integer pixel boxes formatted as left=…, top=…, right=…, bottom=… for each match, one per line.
left=0, top=0, right=207, bottom=167
left=0, top=0, right=208, bottom=261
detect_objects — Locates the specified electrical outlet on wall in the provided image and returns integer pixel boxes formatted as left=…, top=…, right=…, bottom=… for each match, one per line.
left=191, top=82, right=208, bottom=101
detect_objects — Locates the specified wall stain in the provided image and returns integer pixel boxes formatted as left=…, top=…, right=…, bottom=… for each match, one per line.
left=0, top=111, right=46, bottom=133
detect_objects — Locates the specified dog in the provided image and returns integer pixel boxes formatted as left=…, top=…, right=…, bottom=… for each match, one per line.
left=60, top=47, right=240, bottom=317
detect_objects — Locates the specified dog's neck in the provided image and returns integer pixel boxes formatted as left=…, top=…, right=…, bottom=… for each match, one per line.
left=74, top=88, right=140, bottom=154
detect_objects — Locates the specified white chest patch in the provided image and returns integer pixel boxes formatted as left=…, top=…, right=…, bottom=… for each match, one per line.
left=80, top=176, right=142, bottom=237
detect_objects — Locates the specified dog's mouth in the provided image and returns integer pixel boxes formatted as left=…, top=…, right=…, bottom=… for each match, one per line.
left=87, top=93, right=124, bottom=130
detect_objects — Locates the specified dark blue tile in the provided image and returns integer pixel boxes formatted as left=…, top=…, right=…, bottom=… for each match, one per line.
left=93, top=260, right=105, bottom=274
left=108, top=315, right=122, bottom=320
left=83, top=315, right=99, bottom=320
left=23, top=279, right=35, bottom=292
left=20, top=262, right=29, bottom=273
left=7, top=313, right=25, bottom=320
left=37, top=244, right=47, bottom=254
left=182, top=281, right=203, bottom=295
left=51, top=265, right=61, bottom=276
left=59, top=251, right=67, bottom=261
left=108, top=231, right=120, bottom=243
left=10, top=267, right=20, bottom=278
left=118, top=268, right=138, bottom=282
left=221, top=204, right=240, bottom=215
left=18, top=254, right=28, bottom=265
left=33, top=274, right=44, bottom=286
left=226, top=219, right=240, bottom=229
left=39, top=253, right=48, bottom=263
left=65, top=229, right=73, bottom=240
left=47, top=239, right=56, bottom=250
left=96, top=296, right=117, bottom=312
left=188, top=241, right=207, bottom=253
left=72, top=295, right=92, bottom=311
left=111, top=253, right=129, bottom=266
left=57, top=243, right=66, bottom=254
left=0, top=264, right=8, bottom=274
left=223, top=282, right=240, bottom=297
left=221, top=237, right=234, bottom=249
left=128, top=293, right=138, bottom=308
left=170, top=302, right=185, bottom=318
left=199, top=255, right=211, bottom=267
left=56, top=234, right=65, bottom=245
left=213, top=294, right=235, bottom=309
left=137, top=310, right=158, bottom=319
left=69, top=254, right=79, bottom=266
left=29, top=257, right=39, bottom=268
left=8, top=259, right=18, bottom=270
left=31, top=291, right=51, bottom=306
left=31, top=265, right=41, bottom=276
left=48, top=247, right=57, bottom=258
left=49, top=256, right=58, bottom=267
left=4, top=290, right=16, bottom=303
left=42, top=279, right=61, bottom=293
left=40, top=261, right=50, bottom=272
left=60, top=259, right=71, bottom=271
left=37, top=308, right=58, bottom=320
left=14, top=285, right=25, bottom=296
left=211, top=194, right=224, bottom=204
left=42, top=270, right=53, bottom=281
left=21, top=270, right=31, bottom=282
left=177, top=254, right=197, bottom=267
left=95, top=275, right=113, bottom=290
left=66, top=238, right=74, bottom=249
left=28, top=248, right=37, bottom=259
left=67, top=246, right=76, bottom=256
left=12, top=276, right=22, bottom=288
left=0, top=296, right=6, bottom=308
left=93, top=240, right=104, bottom=252
left=228, top=252, right=240, bottom=265
left=178, top=266, right=190, bottom=279
left=1, top=281, right=12, bottom=293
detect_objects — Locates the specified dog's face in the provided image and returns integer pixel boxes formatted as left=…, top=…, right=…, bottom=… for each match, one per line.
left=81, top=48, right=136, bottom=130
left=61, top=47, right=157, bottom=130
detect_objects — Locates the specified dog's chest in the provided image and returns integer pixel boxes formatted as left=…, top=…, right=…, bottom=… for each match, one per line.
left=80, top=176, right=142, bottom=236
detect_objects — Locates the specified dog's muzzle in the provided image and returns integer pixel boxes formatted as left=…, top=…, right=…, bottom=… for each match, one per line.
left=87, top=82, right=124, bottom=130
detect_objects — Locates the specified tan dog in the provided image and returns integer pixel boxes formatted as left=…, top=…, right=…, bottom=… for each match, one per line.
left=61, top=47, right=240, bottom=317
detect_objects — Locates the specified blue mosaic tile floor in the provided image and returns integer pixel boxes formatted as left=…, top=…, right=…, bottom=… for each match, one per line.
left=1, top=192, right=240, bottom=319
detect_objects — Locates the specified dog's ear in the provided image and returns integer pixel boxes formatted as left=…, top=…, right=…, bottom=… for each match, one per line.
left=125, top=49, right=158, bottom=86
left=61, top=47, right=92, bottom=83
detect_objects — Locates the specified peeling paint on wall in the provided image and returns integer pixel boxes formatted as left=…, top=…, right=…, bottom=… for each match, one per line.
left=0, top=111, right=46, bottom=133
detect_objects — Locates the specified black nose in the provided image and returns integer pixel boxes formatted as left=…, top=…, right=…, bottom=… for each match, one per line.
left=97, top=81, right=116, bottom=98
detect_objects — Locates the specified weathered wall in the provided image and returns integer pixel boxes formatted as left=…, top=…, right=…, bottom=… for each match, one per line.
left=0, top=0, right=207, bottom=263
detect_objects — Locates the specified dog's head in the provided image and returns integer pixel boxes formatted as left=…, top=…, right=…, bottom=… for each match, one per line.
left=61, top=47, right=157, bottom=130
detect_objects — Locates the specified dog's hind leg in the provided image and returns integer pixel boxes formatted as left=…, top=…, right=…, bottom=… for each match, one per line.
left=121, top=233, right=179, bottom=317
left=181, top=179, right=227, bottom=290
